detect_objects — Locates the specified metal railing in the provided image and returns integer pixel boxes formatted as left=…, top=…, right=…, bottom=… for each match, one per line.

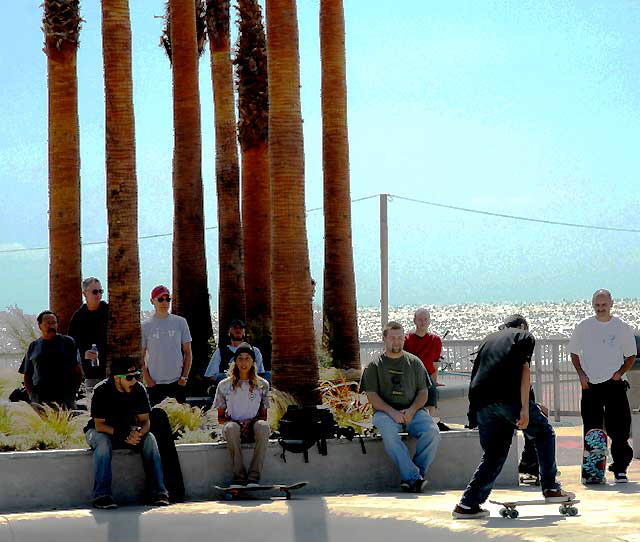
left=360, top=338, right=579, bottom=420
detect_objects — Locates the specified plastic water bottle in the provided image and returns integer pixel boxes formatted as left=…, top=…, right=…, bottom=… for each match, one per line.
left=90, top=344, right=99, bottom=368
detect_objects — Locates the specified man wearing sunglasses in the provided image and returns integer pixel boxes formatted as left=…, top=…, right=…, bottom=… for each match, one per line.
left=69, top=277, right=109, bottom=394
left=141, top=285, right=192, bottom=406
left=84, top=357, right=169, bottom=509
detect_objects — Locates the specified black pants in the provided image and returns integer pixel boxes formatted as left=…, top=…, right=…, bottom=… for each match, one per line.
left=147, top=382, right=187, bottom=407
left=581, top=378, right=632, bottom=473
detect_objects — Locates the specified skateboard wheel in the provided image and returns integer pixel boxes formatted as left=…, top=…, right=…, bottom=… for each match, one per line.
left=560, top=505, right=567, bottom=515
left=499, top=508, right=508, bottom=518
left=509, top=510, right=519, bottom=519
left=224, top=493, right=233, bottom=501
left=568, top=507, right=578, bottom=516
left=285, top=492, right=292, bottom=500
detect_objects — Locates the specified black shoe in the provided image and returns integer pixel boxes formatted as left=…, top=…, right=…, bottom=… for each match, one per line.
left=437, top=421, right=451, bottom=431
left=410, top=478, right=426, bottom=493
left=152, top=494, right=170, bottom=506
left=452, top=504, right=489, bottom=519
left=93, top=496, right=117, bottom=510
left=400, top=480, right=412, bottom=492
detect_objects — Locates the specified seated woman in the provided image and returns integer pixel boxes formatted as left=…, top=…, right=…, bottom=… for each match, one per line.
left=213, top=342, right=271, bottom=487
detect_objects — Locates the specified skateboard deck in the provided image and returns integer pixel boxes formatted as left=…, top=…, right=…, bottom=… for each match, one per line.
left=582, top=428, right=607, bottom=484
left=489, top=498, right=580, bottom=518
left=215, top=481, right=308, bottom=500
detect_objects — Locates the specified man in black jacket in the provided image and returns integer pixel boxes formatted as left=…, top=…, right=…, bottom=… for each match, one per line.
left=68, top=277, right=108, bottom=393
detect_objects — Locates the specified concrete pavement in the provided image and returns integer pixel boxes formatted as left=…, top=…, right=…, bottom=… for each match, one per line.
left=1, top=425, right=638, bottom=542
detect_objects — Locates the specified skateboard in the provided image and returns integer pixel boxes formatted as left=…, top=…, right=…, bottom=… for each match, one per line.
left=582, top=428, right=607, bottom=484
left=215, top=481, right=308, bottom=501
left=489, top=498, right=580, bottom=519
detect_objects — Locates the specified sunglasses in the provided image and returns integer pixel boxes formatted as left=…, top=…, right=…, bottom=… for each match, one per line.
left=92, top=289, right=104, bottom=295
left=117, top=371, right=142, bottom=382
left=156, top=296, right=171, bottom=303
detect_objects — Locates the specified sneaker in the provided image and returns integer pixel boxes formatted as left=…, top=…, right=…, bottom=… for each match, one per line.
left=543, top=488, right=576, bottom=503
left=437, top=421, right=452, bottom=431
left=152, top=495, right=170, bottom=506
left=230, top=478, right=247, bottom=488
left=614, top=472, right=628, bottom=483
left=246, top=480, right=261, bottom=488
left=410, top=478, right=427, bottom=493
left=92, top=496, right=117, bottom=510
left=452, top=504, right=490, bottom=519
left=400, top=480, right=412, bottom=492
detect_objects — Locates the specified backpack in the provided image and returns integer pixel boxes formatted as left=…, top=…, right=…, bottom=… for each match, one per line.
left=277, top=405, right=338, bottom=462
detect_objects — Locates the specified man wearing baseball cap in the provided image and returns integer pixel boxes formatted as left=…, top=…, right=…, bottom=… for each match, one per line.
left=204, top=318, right=270, bottom=388
left=141, top=285, right=192, bottom=406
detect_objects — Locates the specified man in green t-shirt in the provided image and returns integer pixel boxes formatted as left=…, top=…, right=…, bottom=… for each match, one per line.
left=360, top=321, right=441, bottom=492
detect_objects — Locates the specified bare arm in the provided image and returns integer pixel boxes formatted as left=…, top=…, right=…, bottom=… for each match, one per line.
left=179, top=342, right=192, bottom=386
left=516, top=364, right=530, bottom=430
left=365, top=391, right=406, bottom=423
left=95, top=417, right=115, bottom=436
left=570, top=353, right=589, bottom=390
left=141, top=346, right=155, bottom=387
left=613, top=355, right=636, bottom=380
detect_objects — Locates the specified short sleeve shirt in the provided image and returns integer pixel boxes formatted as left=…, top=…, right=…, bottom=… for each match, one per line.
left=87, top=378, right=151, bottom=435
left=468, top=328, right=535, bottom=409
left=19, top=335, right=81, bottom=400
left=404, top=332, right=442, bottom=375
left=568, top=316, right=637, bottom=384
left=213, top=377, right=270, bottom=421
left=141, top=314, right=192, bottom=384
left=359, top=352, right=429, bottom=411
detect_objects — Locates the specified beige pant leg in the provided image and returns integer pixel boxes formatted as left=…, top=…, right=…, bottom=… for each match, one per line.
left=248, top=420, right=271, bottom=482
left=222, top=422, right=246, bottom=481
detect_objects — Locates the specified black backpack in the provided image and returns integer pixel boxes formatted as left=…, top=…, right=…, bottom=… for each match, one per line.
left=278, top=405, right=338, bottom=462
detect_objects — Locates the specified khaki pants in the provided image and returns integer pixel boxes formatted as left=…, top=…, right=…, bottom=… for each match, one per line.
left=222, top=420, right=270, bottom=483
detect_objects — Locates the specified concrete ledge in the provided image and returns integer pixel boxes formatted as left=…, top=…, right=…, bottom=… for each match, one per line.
left=0, top=430, right=518, bottom=512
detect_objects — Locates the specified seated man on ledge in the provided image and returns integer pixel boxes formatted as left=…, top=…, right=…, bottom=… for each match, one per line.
left=213, top=342, right=271, bottom=487
left=360, top=321, right=441, bottom=492
left=84, top=356, right=170, bottom=510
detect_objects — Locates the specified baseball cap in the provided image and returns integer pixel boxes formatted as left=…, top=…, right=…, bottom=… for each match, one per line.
left=151, top=285, right=170, bottom=300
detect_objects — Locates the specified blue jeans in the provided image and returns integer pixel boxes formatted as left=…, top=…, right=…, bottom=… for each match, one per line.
left=373, top=409, right=441, bottom=482
left=85, top=429, right=168, bottom=501
left=460, top=400, right=560, bottom=507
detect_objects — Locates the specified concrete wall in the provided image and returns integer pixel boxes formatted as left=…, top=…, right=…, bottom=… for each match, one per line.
left=0, top=430, right=518, bottom=512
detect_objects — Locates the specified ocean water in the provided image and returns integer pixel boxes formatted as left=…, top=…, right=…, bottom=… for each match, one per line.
left=3, top=299, right=640, bottom=353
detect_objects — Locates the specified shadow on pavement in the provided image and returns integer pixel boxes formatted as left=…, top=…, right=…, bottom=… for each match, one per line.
left=92, top=506, right=144, bottom=542
left=288, top=498, right=328, bottom=542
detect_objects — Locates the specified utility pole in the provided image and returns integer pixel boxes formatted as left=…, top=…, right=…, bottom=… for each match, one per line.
left=380, top=193, right=388, bottom=330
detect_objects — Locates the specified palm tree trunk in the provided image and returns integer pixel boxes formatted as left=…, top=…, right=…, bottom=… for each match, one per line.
left=169, top=0, right=214, bottom=373
left=236, top=0, right=272, bottom=368
left=205, top=0, right=246, bottom=340
left=101, top=0, right=141, bottom=369
left=266, top=0, right=319, bottom=402
left=44, top=0, right=82, bottom=334
left=320, top=0, right=360, bottom=370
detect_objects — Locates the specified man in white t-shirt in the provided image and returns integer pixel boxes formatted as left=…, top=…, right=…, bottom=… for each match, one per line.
left=142, top=285, right=193, bottom=406
left=568, top=289, right=637, bottom=483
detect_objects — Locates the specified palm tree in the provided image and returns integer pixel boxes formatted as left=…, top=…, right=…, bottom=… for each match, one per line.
left=266, top=0, right=319, bottom=402
left=101, top=0, right=141, bottom=367
left=320, top=0, right=360, bottom=370
left=43, top=0, right=82, bottom=334
left=205, top=0, right=246, bottom=341
left=235, top=0, right=271, bottom=368
left=165, top=0, right=214, bottom=374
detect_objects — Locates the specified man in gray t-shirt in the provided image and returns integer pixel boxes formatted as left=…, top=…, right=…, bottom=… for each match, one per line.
left=360, top=321, right=441, bottom=493
left=142, top=285, right=192, bottom=406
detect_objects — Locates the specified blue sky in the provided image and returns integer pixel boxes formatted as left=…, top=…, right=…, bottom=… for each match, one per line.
left=1, top=0, right=639, bottom=314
